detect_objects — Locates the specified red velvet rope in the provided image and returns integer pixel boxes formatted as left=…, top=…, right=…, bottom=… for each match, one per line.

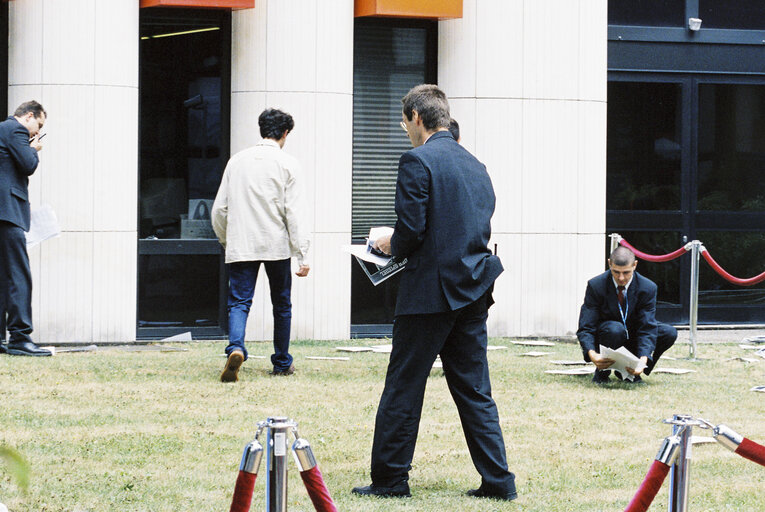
left=624, top=460, right=671, bottom=512
left=700, top=250, right=765, bottom=286
left=229, top=471, right=257, bottom=512
left=735, top=438, right=765, bottom=467
left=619, top=239, right=688, bottom=263
left=300, top=466, right=338, bottom=512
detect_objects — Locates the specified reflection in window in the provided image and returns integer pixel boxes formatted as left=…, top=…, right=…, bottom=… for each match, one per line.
left=697, top=84, right=765, bottom=212
left=608, top=0, right=685, bottom=27
left=700, top=1, right=765, bottom=31
left=606, top=231, right=682, bottom=307
left=607, top=82, right=682, bottom=211
left=697, top=232, right=765, bottom=306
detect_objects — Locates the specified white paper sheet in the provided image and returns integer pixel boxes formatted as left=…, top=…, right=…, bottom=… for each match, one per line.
left=25, top=204, right=60, bottom=248
left=599, top=344, right=640, bottom=382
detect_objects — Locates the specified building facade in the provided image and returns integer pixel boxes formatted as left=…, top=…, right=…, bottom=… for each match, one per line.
left=4, top=0, right=607, bottom=343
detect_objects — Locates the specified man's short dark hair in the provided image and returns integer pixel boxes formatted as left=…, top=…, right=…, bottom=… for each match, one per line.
left=610, top=246, right=636, bottom=266
left=448, top=118, right=460, bottom=141
left=401, top=84, right=450, bottom=131
left=14, top=100, right=46, bottom=120
left=259, top=108, right=294, bottom=140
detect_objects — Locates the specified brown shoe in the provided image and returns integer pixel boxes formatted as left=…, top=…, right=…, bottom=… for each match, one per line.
left=269, top=363, right=295, bottom=376
left=220, top=350, right=244, bottom=382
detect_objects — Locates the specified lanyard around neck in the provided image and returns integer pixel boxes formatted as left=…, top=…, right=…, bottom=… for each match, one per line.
left=617, top=290, right=629, bottom=340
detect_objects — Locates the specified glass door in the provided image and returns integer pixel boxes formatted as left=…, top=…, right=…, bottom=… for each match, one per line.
left=137, top=8, right=231, bottom=339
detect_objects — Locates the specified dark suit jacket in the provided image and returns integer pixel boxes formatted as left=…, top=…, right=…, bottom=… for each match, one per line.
left=390, top=130, right=503, bottom=316
left=0, top=116, right=39, bottom=231
left=577, top=270, right=658, bottom=358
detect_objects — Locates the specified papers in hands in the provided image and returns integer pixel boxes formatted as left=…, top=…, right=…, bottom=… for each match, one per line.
left=25, top=204, right=60, bottom=248
left=342, top=226, right=407, bottom=286
left=599, top=344, right=641, bottom=382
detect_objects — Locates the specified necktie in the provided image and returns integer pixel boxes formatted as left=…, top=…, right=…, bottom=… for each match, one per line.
left=617, top=286, right=625, bottom=308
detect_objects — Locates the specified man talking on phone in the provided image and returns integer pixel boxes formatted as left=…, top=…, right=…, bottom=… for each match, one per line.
left=0, top=101, right=50, bottom=356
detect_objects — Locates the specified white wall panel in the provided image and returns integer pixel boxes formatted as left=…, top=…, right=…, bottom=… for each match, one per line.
left=92, top=232, right=136, bottom=342
left=311, top=233, right=350, bottom=340
left=579, top=0, right=608, bottom=102
left=438, top=0, right=477, bottom=99
left=231, top=6, right=267, bottom=93
left=523, top=0, right=579, bottom=100
left=314, top=93, right=352, bottom=233
left=475, top=0, right=523, bottom=99
left=42, top=0, right=96, bottom=85
left=316, top=0, right=353, bottom=95
left=487, top=234, right=522, bottom=337
left=522, top=99, right=578, bottom=234
left=577, top=101, right=607, bottom=234
left=447, top=97, right=476, bottom=154
left=8, top=0, right=43, bottom=87
left=94, top=86, right=138, bottom=232
left=36, top=233, right=94, bottom=343
left=39, top=85, right=95, bottom=232
left=265, top=0, right=317, bottom=92
left=475, top=99, right=523, bottom=234
left=230, top=92, right=267, bottom=154
left=95, top=0, right=139, bottom=87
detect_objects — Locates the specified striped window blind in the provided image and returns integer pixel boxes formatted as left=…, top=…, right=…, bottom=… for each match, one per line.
left=352, top=23, right=429, bottom=239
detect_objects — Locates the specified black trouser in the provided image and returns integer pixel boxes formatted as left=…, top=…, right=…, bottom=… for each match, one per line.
left=0, top=221, right=34, bottom=345
left=369, top=293, right=515, bottom=494
left=596, top=320, right=677, bottom=375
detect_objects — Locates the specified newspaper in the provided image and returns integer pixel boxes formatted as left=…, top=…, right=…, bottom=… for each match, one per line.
left=599, top=344, right=640, bottom=382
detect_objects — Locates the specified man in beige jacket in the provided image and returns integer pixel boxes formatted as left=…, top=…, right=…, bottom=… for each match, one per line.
left=212, top=108, right=310, bottom=382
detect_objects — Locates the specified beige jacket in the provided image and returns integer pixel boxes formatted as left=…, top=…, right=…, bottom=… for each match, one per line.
left=212, top=139, right=310, bottom=265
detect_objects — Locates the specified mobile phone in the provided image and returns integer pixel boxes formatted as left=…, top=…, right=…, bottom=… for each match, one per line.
left=38, top=133, right=46, bottom=140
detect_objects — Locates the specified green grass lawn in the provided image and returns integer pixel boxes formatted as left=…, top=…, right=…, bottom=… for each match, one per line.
left=1, top=339, right=764, bottom=511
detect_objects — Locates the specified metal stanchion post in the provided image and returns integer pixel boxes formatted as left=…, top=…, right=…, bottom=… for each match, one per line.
left=265, top=417, right=297, bottom=512
left=688, top=241, right=701, bottom=359
left=667, top=415, right=693, bottom=512
left=609, top=233, right=622, bottom=254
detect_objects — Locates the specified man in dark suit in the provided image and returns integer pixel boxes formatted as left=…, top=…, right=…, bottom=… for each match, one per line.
left=577, top=246, right=677, bottom=383
left=0, top=100, right=50, bottom=356
left=352, top=85, right=516, bottom=501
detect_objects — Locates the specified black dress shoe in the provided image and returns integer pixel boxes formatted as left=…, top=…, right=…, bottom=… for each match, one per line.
left=592, top=369, right=610, bottom=384
left=351, top=482, right=411, bottom=498
left=466, top=486, right=518, bottom=501
left=6, top=341, right=52, bottom=357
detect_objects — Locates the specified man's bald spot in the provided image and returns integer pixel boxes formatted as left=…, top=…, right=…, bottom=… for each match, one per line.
left=610, top=246, right=636, bottom=266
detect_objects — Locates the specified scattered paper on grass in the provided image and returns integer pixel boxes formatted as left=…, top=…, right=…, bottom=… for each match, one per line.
left=305, top=356, right=350, bottom=361
left=336, top=346, right=373, bottom=352
left=739, top=344, right=760, bottom=350
left=545, top=367, right=595, bottom=376
left=751, top=386, right=765, bottom=393
left=519, top=351, right=553, bottom=357
left=549, top=360, right=591, bottom=366
left=691, top=436, right=716, bottom=445
left=726, top=357, right=760, bottom=363
left=487, top=345, right=507, bottom=351
left=161, top=331, right=192, bottom=342
left=511, top=340, right=555, bottom=347
left=40, top=346, right=56, bottom=355
left=741, top=335, right=765, bottom=344
left=662, top=356, right=677, bottom=361
left=757, top=348, right=765, bottom=359
left=371, top=344, right=392, bottom=353
left=54, top=345, right=98, bottom=353
left=652, top=367, right=696, bottom=374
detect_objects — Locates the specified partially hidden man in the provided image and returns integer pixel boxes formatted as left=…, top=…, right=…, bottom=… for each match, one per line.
left=577, top=246, right=678, bottom=384
left=0, top=101, right=50, bottom=357
left=352, top=85, right=517, bottom=501
left=212, top=108, right=310, bottom=382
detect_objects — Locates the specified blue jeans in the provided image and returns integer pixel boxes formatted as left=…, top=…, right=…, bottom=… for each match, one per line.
left=226, top=259, right=293, bottom=371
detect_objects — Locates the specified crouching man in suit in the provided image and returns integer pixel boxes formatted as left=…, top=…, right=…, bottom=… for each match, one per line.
left=577, top=246, right=677, bottom=383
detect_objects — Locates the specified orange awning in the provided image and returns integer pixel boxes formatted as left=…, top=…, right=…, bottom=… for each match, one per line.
left=355, top=0, right=462, bottom=19
left=140, top=0, right=254, bottom=8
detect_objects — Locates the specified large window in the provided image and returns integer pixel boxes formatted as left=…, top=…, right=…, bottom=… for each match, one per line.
left=138, top=8, right=231, bottom=338
left=699, top=1, right=765, bottom=31
left=350, top=19, right=436, bottom=335
left=608, top=0, right=685, bottom=27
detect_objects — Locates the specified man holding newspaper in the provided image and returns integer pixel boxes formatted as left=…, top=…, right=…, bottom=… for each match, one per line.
left=577, top=246, right=677, bottom=383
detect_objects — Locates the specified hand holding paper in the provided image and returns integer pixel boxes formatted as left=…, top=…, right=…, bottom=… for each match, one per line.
left=598, top=345, right=641, bottom=382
